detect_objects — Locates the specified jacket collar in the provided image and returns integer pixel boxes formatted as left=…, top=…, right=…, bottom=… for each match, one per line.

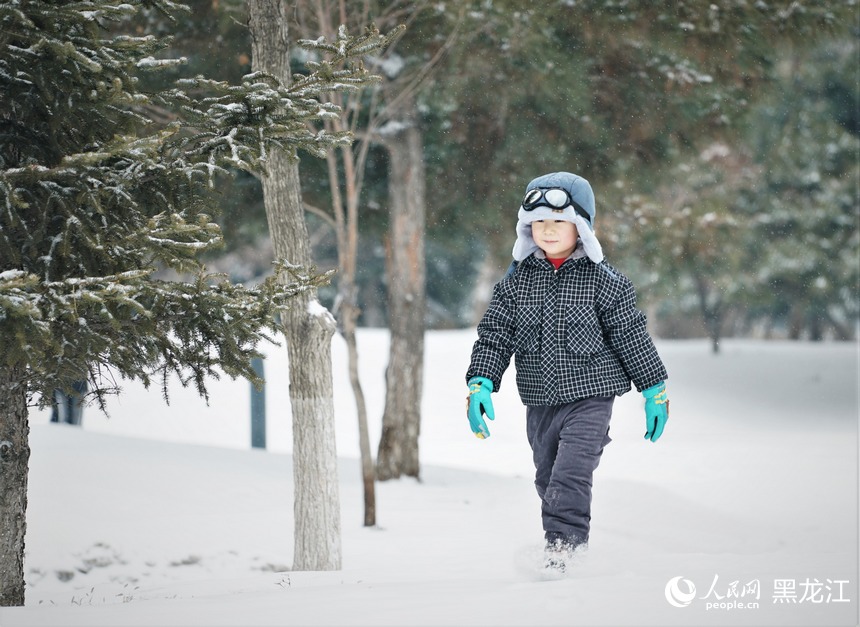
left=524, top=240, right=589, bottom=270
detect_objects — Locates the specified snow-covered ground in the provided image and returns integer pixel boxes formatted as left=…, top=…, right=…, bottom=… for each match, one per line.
left=1, top=331, right=857, bottom=626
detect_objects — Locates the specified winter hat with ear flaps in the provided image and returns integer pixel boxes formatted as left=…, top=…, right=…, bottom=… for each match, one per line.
left=511, top=171, right=604, bottom=264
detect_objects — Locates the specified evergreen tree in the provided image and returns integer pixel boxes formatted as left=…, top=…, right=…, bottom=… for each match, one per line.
left=616, top=144, right=755, bottom=351
left=0, top=0, right=383, bottom=605
left=419, top=1, right=856, bottom=303
left=615, top=36, right=859, bottom=346
left=740, top=38, right=859, bottom=339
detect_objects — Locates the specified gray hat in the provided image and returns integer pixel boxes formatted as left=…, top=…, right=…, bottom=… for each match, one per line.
left=511, top=171, right=604, bottom=263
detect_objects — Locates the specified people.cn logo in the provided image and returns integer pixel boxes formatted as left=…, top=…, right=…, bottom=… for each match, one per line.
left=665, top=576, right=697, bottom=608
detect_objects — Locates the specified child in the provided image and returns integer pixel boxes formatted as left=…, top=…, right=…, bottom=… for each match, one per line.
left=465, top=171, right=669, bottom=571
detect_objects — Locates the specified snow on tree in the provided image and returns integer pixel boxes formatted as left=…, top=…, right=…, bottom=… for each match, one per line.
left=613, top=35, right=858, bottom=347
left=738, top=42, right=859, bottom=340
left=0, top=0, right=385, bottom=605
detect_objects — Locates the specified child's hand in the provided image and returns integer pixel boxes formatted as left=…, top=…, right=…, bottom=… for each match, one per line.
left=642, top=382, right=669, bottom=442
left=466, top=377, right=495, bottom=439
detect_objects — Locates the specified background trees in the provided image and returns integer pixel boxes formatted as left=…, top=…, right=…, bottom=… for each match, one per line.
left=144, top=0, right=856, bottom=485
left=740, top=40, right=859, bottom=341
left=290, top=1, right=458, bottom=486
left=0, top=0, right=383, bottom=603
left=616, top=33, right=859, bottom=348
left=165, top=2, right=856, bottom=344
left=422, top=1, right=857, bottom=342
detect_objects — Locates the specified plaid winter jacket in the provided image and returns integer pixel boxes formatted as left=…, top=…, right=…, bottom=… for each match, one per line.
left=466, top=253, right=667, bottom=406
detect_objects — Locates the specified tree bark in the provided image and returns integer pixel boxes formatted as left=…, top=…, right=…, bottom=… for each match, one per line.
left=248, top=0, right=342, bottom=571
left=693, top=272, right=722, bottom=354
left=343, top=304, right=376, bottom=526
left=335, top=144, right=376, bottom=526
left=301, top=0, right=377, bottom=528
left=377, top=97, right=427, bottom=480
left=0, top=367, right=29, bottom=606
left=327, top=134, right=376, bottom=527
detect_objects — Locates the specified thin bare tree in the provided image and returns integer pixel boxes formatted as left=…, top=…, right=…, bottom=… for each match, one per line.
left=294, top=0, right=381, bottom=526
left=294, top=0, right=462, bottom=486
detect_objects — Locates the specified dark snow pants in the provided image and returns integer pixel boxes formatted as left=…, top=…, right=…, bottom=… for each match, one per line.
left=525, top=396, right=614, bottom=548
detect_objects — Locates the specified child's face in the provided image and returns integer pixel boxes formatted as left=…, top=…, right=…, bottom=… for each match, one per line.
left=531, top=219, right=579, bottom=259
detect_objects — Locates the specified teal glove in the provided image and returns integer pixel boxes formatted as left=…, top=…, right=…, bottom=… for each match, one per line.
left=466, top=377, right=495, bottom=439
left=643, top=382, right=669, bottom=442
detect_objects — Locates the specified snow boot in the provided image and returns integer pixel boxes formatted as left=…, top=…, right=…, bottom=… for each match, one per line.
left=543, top=537, right=586, bottom=574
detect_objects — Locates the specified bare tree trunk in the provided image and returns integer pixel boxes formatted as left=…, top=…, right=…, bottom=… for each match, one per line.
left=333, top=200, right=375, bottom=524
left=788, top=303, right=804, bottom=340
left=377, top=97, right=426, bottom=480
left=0, top=367, right=28, bottom=606
left=342, top=303, right=376, bottom=526
left=313, top=1, right=376, bottom=527
left=330, top=172, right=376, bottom=526
left=693, top=272, right=722, bottom=354
left=248, top=0, right=341, bottom=571
left=335, top=145, right=376, bottom=526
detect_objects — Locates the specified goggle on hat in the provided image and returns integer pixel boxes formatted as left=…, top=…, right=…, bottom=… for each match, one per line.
left=511, top=171, right=604, bottom=264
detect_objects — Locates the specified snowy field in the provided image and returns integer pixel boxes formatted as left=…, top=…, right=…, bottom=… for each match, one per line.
left=1, top=330, right=857, bottom=627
